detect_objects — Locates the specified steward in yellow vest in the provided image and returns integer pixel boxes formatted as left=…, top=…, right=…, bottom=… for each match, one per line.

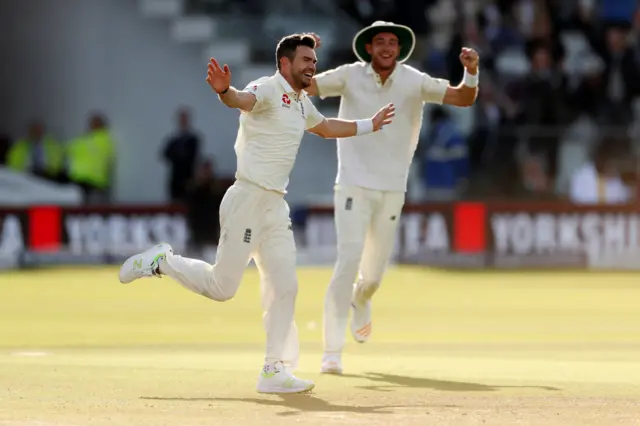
left=66, top=114, right=115, bottom=202
left=7, top=120, right=63, bottom=180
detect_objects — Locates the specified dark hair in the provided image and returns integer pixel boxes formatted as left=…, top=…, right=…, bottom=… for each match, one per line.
left=275, top=34, right=316, bottom=71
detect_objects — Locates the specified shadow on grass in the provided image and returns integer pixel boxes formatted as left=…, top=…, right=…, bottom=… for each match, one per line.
left=338, top=372, right=561, bottom=392
left=141, top=393, right=436, bottom=416
left=141, top=372, right=558, bottom=415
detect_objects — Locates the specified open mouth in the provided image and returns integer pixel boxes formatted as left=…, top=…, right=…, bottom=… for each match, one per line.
left=380, top=54, right=392, bottom=59
left=303, top=72, right=313, bottom=78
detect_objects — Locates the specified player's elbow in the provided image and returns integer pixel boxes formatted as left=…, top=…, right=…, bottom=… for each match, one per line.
left=308, top=128, right=328, bottom=139
left=443, top=87, right=477, bottom=107
left=308, top=122, right=332, bottom=139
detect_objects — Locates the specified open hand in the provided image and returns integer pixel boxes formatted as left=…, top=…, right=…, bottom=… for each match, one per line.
left=372, top=103, right=395, bottom=131
left=459, top=47, right=479, bottom=73
left=206, top=57, right=232, bottom=94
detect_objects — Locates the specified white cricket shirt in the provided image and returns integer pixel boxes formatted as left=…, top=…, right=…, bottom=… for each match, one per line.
left=234, top=72, right=325, bottom=193
left=315, top=62, right=449, bottom=192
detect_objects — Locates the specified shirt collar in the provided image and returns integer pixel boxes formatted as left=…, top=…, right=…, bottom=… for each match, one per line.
left=366, top=63, right=400, bottom=87
left=275, top=72, right=306, bottom=98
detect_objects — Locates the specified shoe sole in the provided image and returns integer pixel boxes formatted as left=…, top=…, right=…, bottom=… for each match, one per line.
left=352, top=334, right=368, bottom=343
left=256, top=383, right=315, bottom=394
left=320, top=368, right=343, bottom=375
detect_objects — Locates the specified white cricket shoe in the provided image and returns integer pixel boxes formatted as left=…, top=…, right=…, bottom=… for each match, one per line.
left=350, top=289, right=372, bottom=343
left=320, top=353, right=343, bottom=375
left=118, top=243, right=173, bottom=284
left=256, top=361, right=315, bottom=394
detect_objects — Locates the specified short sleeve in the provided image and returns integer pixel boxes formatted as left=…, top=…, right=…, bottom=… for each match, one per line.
left=314, top=65, right=350, bottom=99
left=244, top=79, right=273, bottom=113
left=421, top=72, right=449, bottom=104
left=303, top=97, right=325, bottom=130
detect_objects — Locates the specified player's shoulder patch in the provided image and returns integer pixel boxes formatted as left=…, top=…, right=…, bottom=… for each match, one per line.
left=244, top=76, right=272, bottom=94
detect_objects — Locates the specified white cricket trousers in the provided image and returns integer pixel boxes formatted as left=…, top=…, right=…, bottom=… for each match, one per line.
left=160, top=179, right=300, bottom=368
left=323, top=184, right=405, bottom=354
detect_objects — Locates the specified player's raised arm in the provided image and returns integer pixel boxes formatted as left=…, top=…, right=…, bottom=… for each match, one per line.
left=440, top=47, right=480, bottom=107
left=308, top=103, right=395, bottom=139
left=205, top=57, right=258, bottom=112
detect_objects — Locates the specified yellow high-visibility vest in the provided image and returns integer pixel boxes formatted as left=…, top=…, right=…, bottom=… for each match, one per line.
left=67, top=129, right=114, bottom=188
left=6, top=136, right=63, bottom=175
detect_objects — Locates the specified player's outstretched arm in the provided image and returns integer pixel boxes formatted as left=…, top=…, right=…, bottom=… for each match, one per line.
left=308, top=103, right=395, bottom=139
left=441, top=47, right=479, bottom=107
left=205, top=57, right=257, bottom=112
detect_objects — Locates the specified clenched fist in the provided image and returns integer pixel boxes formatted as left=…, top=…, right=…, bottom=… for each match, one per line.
left=459, top=47, right=479, bottom=74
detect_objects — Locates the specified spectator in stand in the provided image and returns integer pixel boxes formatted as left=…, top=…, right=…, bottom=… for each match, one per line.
left=467, top=80, right=519, bottom=178
left=576, top=5, right=640, bottom=125
left=420, top=107, right=468, bottom=201
left=162, top=107, right=200, bottom=203
left=519, top=153, right=553, bottom=199
left=391, top=0, right=432, bottom=67
left=66, top=113, right=115, bottom=204
left=569, top=138, right=631, bottom=205
left=185, top=159, right=225, bottom=259
left=6, top=120, right=63, bottom=181
left=511, top=40, right=570, bottom=185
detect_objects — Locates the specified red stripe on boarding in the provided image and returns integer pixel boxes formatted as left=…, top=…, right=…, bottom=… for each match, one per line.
left=454, top=203, right=486, bottom=253
left=29, top=206, right=61, bottom=251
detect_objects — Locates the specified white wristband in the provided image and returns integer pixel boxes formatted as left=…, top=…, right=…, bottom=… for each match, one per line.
left=355, top=119, right=374, bottom=136
left=462, top=68, right=479, bottom=88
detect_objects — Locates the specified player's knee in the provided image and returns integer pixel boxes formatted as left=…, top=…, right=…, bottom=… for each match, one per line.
left=207, top=272, right=241, bottom=302
left=209, top=289, right=236, bottom=302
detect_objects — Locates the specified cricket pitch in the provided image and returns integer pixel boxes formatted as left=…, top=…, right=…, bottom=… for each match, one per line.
left=1, top=266, right=640, bottom=425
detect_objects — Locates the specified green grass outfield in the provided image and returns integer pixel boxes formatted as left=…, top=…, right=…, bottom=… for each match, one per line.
left=1, top=266, right=640, bottom=425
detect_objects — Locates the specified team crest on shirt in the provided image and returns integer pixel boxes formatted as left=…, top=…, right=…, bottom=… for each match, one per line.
left=281, top=94, right=291, bottom=108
